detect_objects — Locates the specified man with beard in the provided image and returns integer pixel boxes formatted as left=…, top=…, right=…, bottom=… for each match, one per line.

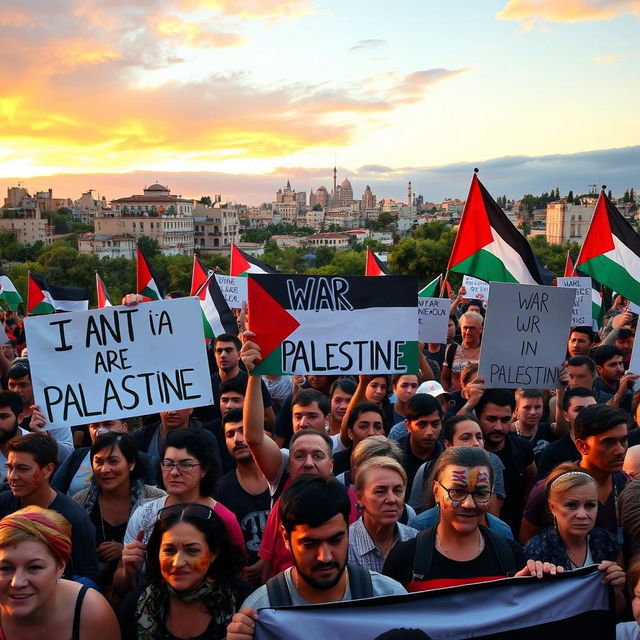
left=215, top=408, right=271, bottom=586
left=593, top=345, right=637, bottom=413
left=227, top=476, right=406, bottom=639
left=476, top=389, right=535, bottom=538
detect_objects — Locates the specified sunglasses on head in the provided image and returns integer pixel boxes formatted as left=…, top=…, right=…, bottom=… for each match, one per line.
left=157, top=503, right=214, bottom=522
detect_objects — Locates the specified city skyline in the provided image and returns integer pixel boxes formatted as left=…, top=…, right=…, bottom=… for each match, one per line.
left=1, top=1, right=638, bottom=204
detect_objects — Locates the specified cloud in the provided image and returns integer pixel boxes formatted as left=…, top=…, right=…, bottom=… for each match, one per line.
left=350, top=38, right=387, bottom=52
left=357, top=165, right=394, bottom=173
left=497, top=0, right=640, bottom=24
left=594, top=54, right=620, bottom=64
left=6, top=145, right=638, bottom=206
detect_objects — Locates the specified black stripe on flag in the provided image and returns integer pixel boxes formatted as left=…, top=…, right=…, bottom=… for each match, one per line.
left=478, top=179, right=545, bottom=285
left=207, top=276, right=239, bottom=336
left=249, top=274, right=418, bottom=310
left=31, top=273, right=89, bottom=302
left=605, top=192, right=640, bottom=255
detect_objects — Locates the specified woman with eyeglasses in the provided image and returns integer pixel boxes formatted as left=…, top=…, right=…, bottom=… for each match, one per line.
left=113, top=429, right=244, bottom=598
left=383, top=447, right=563, bottom=591
left=71, top=432, right=166, bottom=596
left=119, top=503, right=249, bottom=640
left=524, top=463, right=625, bottom=612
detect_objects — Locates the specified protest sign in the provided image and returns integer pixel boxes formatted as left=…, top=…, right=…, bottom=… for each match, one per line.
left=556, top=276, right=592, bottom=326
left=462, top=275, right=490, bottom=301
left=478, top=282, right=574, bottom=389
left=248, top=274, right=418, bottom=375
left=630, top=331, right=640, bottom=375
left=24, top=297, right=213, bottom=427
left=255, top=567, right=611, bottom=640
left=0, top=323, right=7, bottom=343
left=417, top=297, right=449, bottom=343
left=215, top=274, right=247, bottom=308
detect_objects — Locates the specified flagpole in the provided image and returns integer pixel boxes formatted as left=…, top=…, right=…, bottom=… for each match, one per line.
left=572, top=185, right=604, bottom=276
left=439, top=269, right=451, bottom=298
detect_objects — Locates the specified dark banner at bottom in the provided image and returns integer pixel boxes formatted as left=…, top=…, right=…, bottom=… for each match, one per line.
left=255, top=567, right=613, bottom=640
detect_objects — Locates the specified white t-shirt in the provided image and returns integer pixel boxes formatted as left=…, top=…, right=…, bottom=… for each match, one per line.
left=617, top=622, right=640, bottom=640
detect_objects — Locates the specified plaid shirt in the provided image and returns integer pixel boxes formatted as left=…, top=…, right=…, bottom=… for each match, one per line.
left=348, top=517, right=418, bottom=572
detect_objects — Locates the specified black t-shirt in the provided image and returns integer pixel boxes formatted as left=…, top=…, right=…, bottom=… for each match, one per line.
left=535, top=433, right=580, bottom=480
left=332, top=447, right=352, bottom=476
left=398, top=435, right=442, bottom=499
left=491, top=434, right=534, bottom=537
left=383, top=530, right=526, bottom=587
left=215, top=470, right=271, bottom=565
left=516, top=421, right=557, bottom=463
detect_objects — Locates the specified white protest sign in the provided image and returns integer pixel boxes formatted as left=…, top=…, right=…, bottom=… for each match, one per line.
left=24, top=297, right=213, bottom=428
left=462, top=275, right=490, bottom=301
left=556, top=277, right=592, bottom=326
left=417, top=297, right=449, bottom=343
left=0, top=324, right=7, bottom=343
left=478, top=282, right=575, bottom=389
left=630, top=333, right=640, bottom=375
left=215, top=274, right=247, bottom=308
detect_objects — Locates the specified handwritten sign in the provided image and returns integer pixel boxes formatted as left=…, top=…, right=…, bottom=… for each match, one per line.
left=248, top=274, right=418, bottom=375
left=418, top=297, right=449, bottom=343
left=24, top=297, right=213, bottom=427
left=556, top=277, right=592, bottom=326
left=215, top=274, right=247, bottom=309
left=478, top=282, right=574, bottom=389
left=462, top=275, right=490, bottom=301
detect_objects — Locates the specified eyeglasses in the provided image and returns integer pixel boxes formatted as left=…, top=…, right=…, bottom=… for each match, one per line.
left=160, top=460, right=201, bottom=472
left=436, top=481, right=492, bottom=505
left=157, top=503, right=214, bottom=522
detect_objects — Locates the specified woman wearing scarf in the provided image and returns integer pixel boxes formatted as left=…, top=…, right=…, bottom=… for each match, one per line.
left=72, top=432, right=165, bottom=593
left=120, top=503, right=249, bottom=640
left=0, top=506, right=120, bottom=639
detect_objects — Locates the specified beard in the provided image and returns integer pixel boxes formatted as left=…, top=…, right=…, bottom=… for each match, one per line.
left=0, top=423, right=19, bottom=445
left=292, top=556, right=347, bottom=591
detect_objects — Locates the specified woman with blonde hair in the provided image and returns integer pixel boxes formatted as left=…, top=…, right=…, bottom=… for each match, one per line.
left=348, top=456, right=418, bottom=572
left=0, top=506, right=120, bottom=640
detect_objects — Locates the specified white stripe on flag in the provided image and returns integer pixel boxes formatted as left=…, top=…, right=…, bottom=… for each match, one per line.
left=486, top=231, right=539, bottom=284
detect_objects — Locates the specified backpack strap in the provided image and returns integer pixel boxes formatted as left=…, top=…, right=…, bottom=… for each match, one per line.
left=481, top=526, right=517, bottom=576
left=346, top=563, right=373, bottom=599
left=265, top=571, right=293, bottom=607
left=411, top=527, right=435, bottom=581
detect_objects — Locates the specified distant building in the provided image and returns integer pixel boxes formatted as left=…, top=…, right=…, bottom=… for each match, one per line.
left=0, top=186, right=53, bottom=245
left=316, top=186, right=330, bottom=208
left=546, top=201, right=592, bottom=246
left=97, top=183, right=194, bottom=255
left=271, top=234, right=306, bottom=248
left=305, top=208, right=325, bottom=230
left=361, top=185, right=376, bottom=210
left=192, top=202, right=240, bottom=251
left=306, top=232, right=351, bottom=249
left=78, top=233, right=136, bottom=259
left=336, top=178, right=354, bottom=207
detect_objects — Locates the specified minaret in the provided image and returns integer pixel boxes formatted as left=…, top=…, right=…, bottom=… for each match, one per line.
left=408, top=181, right=413, bottom=208
left=332, top=166, right=337, bottom=205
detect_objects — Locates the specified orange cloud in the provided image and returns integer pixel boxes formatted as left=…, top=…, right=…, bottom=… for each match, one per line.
left=497, top=0, right=640, bottom=23
left=178, top=0, right=316, bottom=20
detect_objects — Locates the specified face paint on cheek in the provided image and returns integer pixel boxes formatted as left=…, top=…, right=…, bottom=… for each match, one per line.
left=192, top=548, right=211, bottom=573
left=477, top=470, right=490, bottom=487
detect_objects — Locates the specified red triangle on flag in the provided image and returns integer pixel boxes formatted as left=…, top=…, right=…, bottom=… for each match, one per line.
left=365, top=248, right=387, bottom=276
left=27, top=273, right=46, bottom=313
left=136, top=247, right=153, bottom=295
left=248, top=277, right=300, bottom=362
left=447, top=173, right=494, bottom=268
left=563, top=252, right=574, bottom=277
left=191, top=256, right=210, bottom=296
left=230, top=243, right=251, bottom=277
left=577, top=191, right=615, bottom=266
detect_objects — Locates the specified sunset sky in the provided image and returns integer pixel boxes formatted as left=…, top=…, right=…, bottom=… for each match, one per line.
left=1, top=0, right=639, bottom=203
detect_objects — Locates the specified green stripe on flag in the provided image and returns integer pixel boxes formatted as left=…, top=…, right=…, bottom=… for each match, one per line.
left=253, top=346, right=284, bottom=376
left=0, top=290, right=22, bottom=311
left=200, top=309, right=215, bottom=339
left=450, top=249, right=519, bottom=284
left=30, top=301, right=56, bottom=315
left=580, top=254, right=640, bottom=307
left=141, top=284, right=162, bottom=301
left=397, top=341, right=419, bottom=373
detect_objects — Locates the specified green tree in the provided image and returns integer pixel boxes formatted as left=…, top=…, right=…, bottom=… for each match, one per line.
left=307, top=251, right=365, bottom=276
left=567, top=190, right=574, bottom=204
left=199, top=196, right=212, bottom=206
left=137, top=236, right=161, bottom=258
left=0, top=231, right=21, bottom=263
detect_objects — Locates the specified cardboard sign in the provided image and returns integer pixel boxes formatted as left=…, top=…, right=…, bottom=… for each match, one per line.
left=215, top=274, right=247, bottom=309
left=248, top=274, right=418, bottom=375
left=24, top=297, right=213, bottom=427
left=478, top=282, right=574, bottom=389
left=462, top=275, right=490, bottom=301
left=630, top=332, right=640, bottom=375
left=417, top=297, right=449, bottom=343
left=556, top=277, right=592, bottom=326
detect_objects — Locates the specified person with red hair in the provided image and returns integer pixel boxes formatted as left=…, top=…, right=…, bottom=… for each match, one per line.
left=0, top=506, right=119, bottom=640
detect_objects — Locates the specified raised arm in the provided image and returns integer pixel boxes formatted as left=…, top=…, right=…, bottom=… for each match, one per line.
left=339, top=375, right=371, bottom=448
left=240, top=332, right=284, bottom=484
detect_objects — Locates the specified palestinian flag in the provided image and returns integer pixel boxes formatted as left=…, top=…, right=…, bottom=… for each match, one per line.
left=576, top=188, right=640, bottom=306
left=27, top=273, right=89, bottom=315
left=230, top=243, right=277, bottom=277
left=247, top=274, right=418, bottom=375
left=419, top=274, right=451, bottom=298
left=448, top=171, right=544, bottom=285
left=190, top=256, right=212, bottom=296
left=95, top=273, right=112, bottom=308
left=563, top=251, right=574, bottom=278
left=0, top=270, right=23, bottom=310
left=196, top=275, right=238, bottom=339
left=365, top=247, right=389, bottom=276
left=136, top=246, right=165, bottom=301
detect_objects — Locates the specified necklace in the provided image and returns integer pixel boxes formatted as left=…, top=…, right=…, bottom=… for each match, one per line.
left=514, top=421, right=537, bottom=439
left=566, top=536, right=589, bottom=568
left=436, top=529, right=484, bottom=557
left=235, top=468, right=268, bottom=496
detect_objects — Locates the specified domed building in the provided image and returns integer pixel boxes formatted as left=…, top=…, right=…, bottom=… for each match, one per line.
left=339, top=178, right=353, bottom=206
left=315, top=186, right=329, bottom=208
